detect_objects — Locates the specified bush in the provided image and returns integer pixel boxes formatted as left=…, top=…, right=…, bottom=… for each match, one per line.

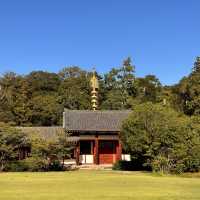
left=4, top=158, right=66, bottom=172
left=22, top=157, right=48, bottom=172
left=152, top=156, right=173, bottom=174
left=5, top=157, right=48, bottom=172
left=113, top=160, right=145, bottom=171
left=4, top=161, right=28, bottom=172
left=112, top=160, right=132, bottom=171
left=48, top=160, right=64, bottom=171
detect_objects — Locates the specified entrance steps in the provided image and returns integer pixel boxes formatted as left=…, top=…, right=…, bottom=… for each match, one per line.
left=78, top=164, right=113, bottom=170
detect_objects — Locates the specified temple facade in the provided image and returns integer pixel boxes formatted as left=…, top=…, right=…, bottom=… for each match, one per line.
left=63, top=110, right=131, bottom=165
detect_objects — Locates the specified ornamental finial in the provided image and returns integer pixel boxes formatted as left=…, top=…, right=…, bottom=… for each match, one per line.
left=90, top=68, right=99, bottom=110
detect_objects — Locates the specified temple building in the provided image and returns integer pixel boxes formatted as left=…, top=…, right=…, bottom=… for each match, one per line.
left=62, top=71, right=131, bottom=165
left=63, top=110, right=130, bottom=165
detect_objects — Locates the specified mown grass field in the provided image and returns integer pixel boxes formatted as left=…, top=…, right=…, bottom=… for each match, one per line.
left=0, top=171, right=200, bottom=200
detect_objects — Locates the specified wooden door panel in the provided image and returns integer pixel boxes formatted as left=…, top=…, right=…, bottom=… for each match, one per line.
left=99, top=141, right=116, bottom=164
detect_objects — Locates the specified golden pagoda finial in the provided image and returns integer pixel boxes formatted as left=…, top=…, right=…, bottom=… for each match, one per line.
left=90, top=68, right=99, bottom=110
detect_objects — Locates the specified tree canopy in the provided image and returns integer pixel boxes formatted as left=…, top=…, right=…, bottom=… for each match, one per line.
left=0, top=56, right=200, bottom=126
left=121, top=103, right=200, bottom=173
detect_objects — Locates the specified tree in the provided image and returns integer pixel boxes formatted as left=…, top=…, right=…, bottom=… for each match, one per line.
left=0, top=72, right=23, bottom=124
left=0, top=123, right=30, bottom=171
left=29, top=94, right=62, bottom=126
left=0, top=71, right=62, bottom=126
left=48, top=131, right=74, bottom=168
left=58, top=66, right=91, bottom=110
left=192, top=56, right=200, bottom=73
left=29, top=129, right=73, bottom=170
left=101, top=57, right=136, bottom=109
left=172, top=57, right=200, bottom=116
left=135, top=75, right=162, bottom=103
left=26, top=71, right=61, bottom=95
left=121, top=102, right=200, bottom=173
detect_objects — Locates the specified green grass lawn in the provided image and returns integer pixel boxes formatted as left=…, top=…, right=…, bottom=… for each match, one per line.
left=0, top=171, right=200, bottom=200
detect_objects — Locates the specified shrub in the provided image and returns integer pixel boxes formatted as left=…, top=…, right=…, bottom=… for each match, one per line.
left=22, top=157, right=48, bottom=172
left=113, top=160, right=130, bottom=170
left=48, top=160, right=64, bottom=171
left=4, top=161, right=28, bottom=172
left=113, top=160, right=143, bottom=171
left=4, top=158, right=66, bottom=172
left=152, top=155, right=173, bottom=174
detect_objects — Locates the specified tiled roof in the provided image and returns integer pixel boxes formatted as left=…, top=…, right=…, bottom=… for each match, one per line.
left=63, top=110, right=131, bottom=132
left=18, top=126, right=63, bottom=140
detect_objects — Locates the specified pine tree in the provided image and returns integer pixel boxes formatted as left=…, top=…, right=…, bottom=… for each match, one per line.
left=193, top=56, right=200, bottom=73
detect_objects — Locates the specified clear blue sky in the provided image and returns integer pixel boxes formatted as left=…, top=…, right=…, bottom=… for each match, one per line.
left=0, top=0, right=199, bottom=85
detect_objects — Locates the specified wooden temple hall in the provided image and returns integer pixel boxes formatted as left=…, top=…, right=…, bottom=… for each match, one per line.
left=63, top=71, right=131, bottom=165
left=63, top=110, right=131, bottom=165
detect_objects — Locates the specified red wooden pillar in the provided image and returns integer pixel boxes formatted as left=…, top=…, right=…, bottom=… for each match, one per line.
left=75, top=141, right=80, bottom=165
left=94, top=137, right=99, bottom=164
left=116, top=140, right=122, bottom=162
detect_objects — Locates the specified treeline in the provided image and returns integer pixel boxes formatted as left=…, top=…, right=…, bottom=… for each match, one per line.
left=1, top=57, right=200, bottom=127
left=0, top=57, right=161, bottom=126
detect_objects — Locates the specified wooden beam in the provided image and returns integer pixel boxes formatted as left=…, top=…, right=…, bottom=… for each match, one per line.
left=116, top=140, right=122, bottom=162
left=94, top=137, right=99, bottom=164
left=75, top=142, right=80, bottom=165
left=98, top=135, right=119, bottom=140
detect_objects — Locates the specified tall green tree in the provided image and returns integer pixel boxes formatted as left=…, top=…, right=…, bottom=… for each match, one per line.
left=135, top=75, right=162, bottom=103
left=173, top=57, right=200, bottom=115
left=101, top=57, right=136, bottom=109
left=58, top=66, right=91, bottom=110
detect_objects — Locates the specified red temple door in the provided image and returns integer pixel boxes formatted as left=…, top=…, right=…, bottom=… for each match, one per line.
left=99, top=140, right=116, bottom=164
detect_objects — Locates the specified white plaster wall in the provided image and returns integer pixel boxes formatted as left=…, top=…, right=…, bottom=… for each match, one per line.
left=80, top=155, right=94, bottom=164
left=121, top=154, right=131, bottom=161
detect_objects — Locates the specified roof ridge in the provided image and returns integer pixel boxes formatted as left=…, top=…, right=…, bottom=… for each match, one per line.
left=64, top=109, right=132, bottom=113
left=17, top=126, right=62, bottom=128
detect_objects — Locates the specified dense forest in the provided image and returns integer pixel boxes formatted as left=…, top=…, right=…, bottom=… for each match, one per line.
left=0, top=56, right=200, bottom=127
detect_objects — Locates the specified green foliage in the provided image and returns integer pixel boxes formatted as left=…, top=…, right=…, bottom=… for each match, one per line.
left=112, top=160, right=147, bottom=171
left=28, top=130, right=73, bottom=171
left=30, top=94, right=61, bottom=126
left=48, top=160, right=64, bottom=171
left=1, top=56, right=200, bottom=126
left=112, top=160, right=132, bottom=170
left=4, top=161, right=28, bottom=172
left=22, top=157, right=49, bottom=172
left=121, top=102, right=200, bottom=173
left=4, top=157, right=48, bottom=172
left=101, top=57, right=136, bottom=109
left=0, top=58, right=166, bottom=125
left=58, top=66, right=91, bottom=110
left=47, top=132, right=74, bottom=167
left=0, top=123, right=73, bottom=172
left=135, top=75, right=162, bottom=103
left=0, top=123, right=30, bottom=171
left=170, top=57, right=200, bottom=115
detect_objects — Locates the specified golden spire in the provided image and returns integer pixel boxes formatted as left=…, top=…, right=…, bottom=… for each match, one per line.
left=90, top=68, right=99, bottom=110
